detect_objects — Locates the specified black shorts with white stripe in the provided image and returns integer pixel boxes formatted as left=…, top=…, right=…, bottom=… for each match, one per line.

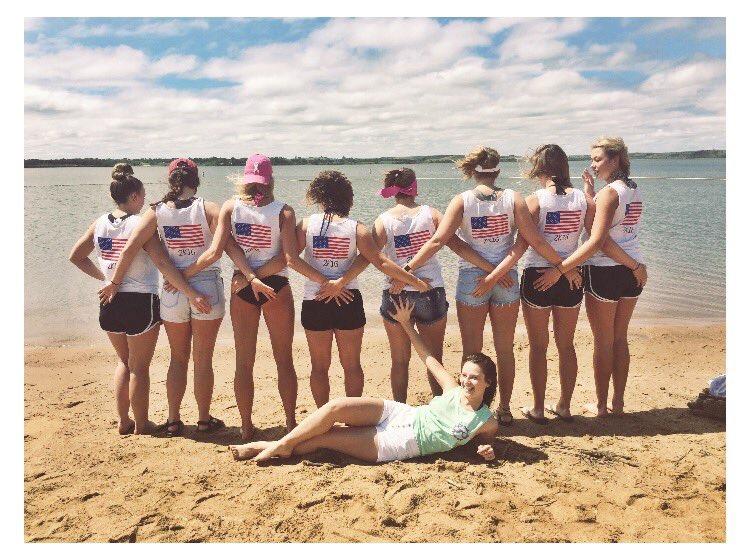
left=99, top=292, right=161, bottom=336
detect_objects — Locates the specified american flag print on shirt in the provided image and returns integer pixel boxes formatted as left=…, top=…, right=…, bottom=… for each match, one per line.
left=394, top=230, right=431, bottom=259
left=470, top=215, right=509, bottom=239
left=98, top=237, right=127, bottom=261
left=621, top=202, right=642, bottom=226
left=163, top=224, right=204, bottom=249
left=544, top=210, right=582, bottom=234
left=234, top=222, right=272, bottom=249
left=312, top=235, right=350, bottom=259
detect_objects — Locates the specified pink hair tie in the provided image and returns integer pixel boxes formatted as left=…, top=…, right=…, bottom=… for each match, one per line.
left=379, top=179, right=418, bottom=198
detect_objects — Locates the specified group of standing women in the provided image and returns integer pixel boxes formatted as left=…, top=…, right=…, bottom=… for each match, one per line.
left=69, top=136, right=646, bottom=463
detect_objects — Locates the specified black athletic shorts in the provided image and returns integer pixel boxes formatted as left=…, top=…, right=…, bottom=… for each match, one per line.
left=235, top=273, right=289, bottom=306
left=521, top=267, right=584, bottom=309
left=380, top=287, right=449, bottom=325
left=301, top=289, right=366, bottom=331
left=100, top=292, right=161, bottom=336
left=583, top=265, right=643, bottom=302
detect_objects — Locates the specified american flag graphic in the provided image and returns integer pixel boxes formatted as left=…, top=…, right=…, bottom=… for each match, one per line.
left=394, top=230, right=431, bottom=259
left=312, top=235, right=350, bottom=259
left=621, top=201, right=642, bottom=226
left=544, top=210, right=582, bottom=234
left=163, top=224, right=204, bottom=249
left=98, top=237, right=127, bottom=261
left=470, top=214, right=509, bottom=238
left=234, top=222, right=272, bottom=249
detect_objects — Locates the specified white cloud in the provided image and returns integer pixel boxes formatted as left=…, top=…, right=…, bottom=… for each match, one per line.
left=24, top=17, right=726, bottom=158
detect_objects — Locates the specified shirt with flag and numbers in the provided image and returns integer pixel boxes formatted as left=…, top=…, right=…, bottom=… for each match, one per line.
left=457, top=188, right=517, bottom=270
left=524, top=188, right=587, bottom=269
left=231, top=198, right=288, bottom=277
left=302, top=213, right=359, bottom=300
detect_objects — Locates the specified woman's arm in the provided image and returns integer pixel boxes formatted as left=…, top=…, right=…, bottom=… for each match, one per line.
left=98, top=210, right=159, bottom=302
left=389, top=297, right=459, bottom=391
left=406, top=195, right=464, bottom=270
left=181, top=200, right=231, bottom=279
left=69, top=222, right=105, bottom=281
left=281, top=207, right=330, bottom=285
left=472, top=418, right=499, bottom=461
left=355, top=223, right=430, bottom=292
left=514, top=192, right=563, bottom=267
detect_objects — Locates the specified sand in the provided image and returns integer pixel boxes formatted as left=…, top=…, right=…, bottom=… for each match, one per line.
left=24, top=322, right=725, bottom=542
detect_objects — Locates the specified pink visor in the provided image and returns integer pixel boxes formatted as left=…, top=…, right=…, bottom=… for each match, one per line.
left=379, top=180, right=418, bottom=198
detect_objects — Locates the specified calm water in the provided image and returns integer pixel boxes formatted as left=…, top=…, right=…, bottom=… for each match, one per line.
left=24, top=160, right=726, bottom=343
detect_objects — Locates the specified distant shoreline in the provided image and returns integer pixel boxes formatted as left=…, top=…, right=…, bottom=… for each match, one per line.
left=24, top=150, right=726, bottom=169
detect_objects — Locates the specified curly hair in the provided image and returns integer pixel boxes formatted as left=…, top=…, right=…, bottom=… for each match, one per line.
left=307, top=170, right=354, bottom=216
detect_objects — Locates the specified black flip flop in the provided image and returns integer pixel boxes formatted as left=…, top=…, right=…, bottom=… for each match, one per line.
left=521, top=407, right=549, bottom=425
left=197, top=416, right=225, bottom=433
left=497, top=408, right=514, bottom=427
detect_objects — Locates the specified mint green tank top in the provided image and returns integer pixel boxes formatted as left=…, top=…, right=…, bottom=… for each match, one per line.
left=412, top=387, right=493, bottom=456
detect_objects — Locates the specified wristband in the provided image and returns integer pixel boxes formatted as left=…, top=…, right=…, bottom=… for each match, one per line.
left=110, top=279, right=121, bottom=286
left=403, top=264, right=412, bottom=273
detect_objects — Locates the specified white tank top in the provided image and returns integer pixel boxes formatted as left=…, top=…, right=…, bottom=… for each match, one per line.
left=154, top=197, right=219, bottom=274
left=93, top=213, right=159, bottom=294
left=302, top=213, right=359, bottom=300
left=379, top=205, right=444, bottom=291
left=585, top=180, right=645, bottom=266
left=457, top=189, right=516, bottom=270
left=525, top=188, right=587, bottom=268
left=230, top=198, right=288, bottom=278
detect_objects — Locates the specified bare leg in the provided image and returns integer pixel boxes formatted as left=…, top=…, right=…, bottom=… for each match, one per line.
left=456, top=302, right=489, bottom=356
left=241, top=397, right=385, bottom=462
left=126, top=324, right=160, bottom=434
left=262, top=286, right=298, bottom=430
left=230, top=293, right=262, bottom=441
left=551, top=305, right=581, bottom=417
left=521, top=303, right=551, bottom=420
left=383, top=319, right=412, bottom=402
left=163, top=320, right=191, bottom=432
left=584, top=294, right=617, bottom=417
left=334, top=327, right=365, bottom=398
left=293, top=427, right=379, bottom=462
left=489, top=301, right=520, bottom=415
left=192, top=317, right=223, bottom=426
left=611, top=297, right=638, bottom=414
left=305, top=329, right=334, bottom=408
left=416, top=316, right=447, bottom=396
left=107, top=332, right=133, bottom=434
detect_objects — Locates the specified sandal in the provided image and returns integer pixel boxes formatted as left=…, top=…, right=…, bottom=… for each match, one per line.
left=197, top=416, right=225, bottom=433
left=497, top=408, right=514, bottom=427
left=162, top=419, right=184, bottom=438
left=521, top=407, right=549, bottom=425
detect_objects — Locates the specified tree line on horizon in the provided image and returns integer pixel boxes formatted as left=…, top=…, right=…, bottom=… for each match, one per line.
left=24, top=150, right=726, bottom=168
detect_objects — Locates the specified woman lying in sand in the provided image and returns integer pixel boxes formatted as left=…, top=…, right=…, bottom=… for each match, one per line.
left=230, top=297, right=499, bottom=463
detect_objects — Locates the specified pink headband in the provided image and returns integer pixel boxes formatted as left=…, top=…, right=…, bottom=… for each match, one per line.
left=379, top=179, right=418, bottom=199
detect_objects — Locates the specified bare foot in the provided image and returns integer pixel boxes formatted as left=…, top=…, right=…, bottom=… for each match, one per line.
left=118, top=418, right=135, bottom=435
left=521, top=406, right=549, bottom=424
left=229, top=441, right=272, bottom=461
left=582, top=403, right=608, bottom=417
left=253, top=440, right=293, bottom=462
left=607, top=404, right=625, bottom=416
left=240, top=424, right=255, bottom=442
left=134, top=420, right=157, bottom=435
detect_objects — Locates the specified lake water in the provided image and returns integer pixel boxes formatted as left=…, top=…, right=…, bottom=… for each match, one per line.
left=24, top=159, right=726, bottom=343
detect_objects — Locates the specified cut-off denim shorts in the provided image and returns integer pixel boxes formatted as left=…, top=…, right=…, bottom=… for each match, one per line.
left=380, top=287, right=449, bottom=325
left=455, top=267, right=520, bottom=307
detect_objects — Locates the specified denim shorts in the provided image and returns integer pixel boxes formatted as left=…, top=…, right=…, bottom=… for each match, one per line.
left=380, top=287, right=449, bottom=325
left=455, top=267, right=520, bottom=307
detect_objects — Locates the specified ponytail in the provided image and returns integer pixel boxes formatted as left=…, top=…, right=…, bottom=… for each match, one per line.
left=156, top=162, right=200, bottom=206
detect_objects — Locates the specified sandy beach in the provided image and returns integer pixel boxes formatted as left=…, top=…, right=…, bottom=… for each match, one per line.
left=24, top=322, right=725, bottom=543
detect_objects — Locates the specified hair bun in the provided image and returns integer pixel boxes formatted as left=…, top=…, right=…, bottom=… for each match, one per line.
left=111, top=171, right=127, bottom=181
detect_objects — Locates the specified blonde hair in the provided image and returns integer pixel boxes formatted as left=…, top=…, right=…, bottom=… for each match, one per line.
left=592, top=136, right=630, bottom=176
left=455, top=146, right=501, bottom=179
left=229, top=172, right=274, bottom=202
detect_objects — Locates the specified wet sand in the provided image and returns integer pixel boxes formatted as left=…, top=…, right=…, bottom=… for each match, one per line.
left=24, top=323, right=725, bottom=542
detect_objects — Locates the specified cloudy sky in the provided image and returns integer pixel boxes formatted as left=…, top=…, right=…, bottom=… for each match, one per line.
left=24, top=17, right=725, bottom=158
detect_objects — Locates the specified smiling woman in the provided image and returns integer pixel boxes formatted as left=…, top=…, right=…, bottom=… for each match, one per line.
left=229, top=297, right=499, bottom=464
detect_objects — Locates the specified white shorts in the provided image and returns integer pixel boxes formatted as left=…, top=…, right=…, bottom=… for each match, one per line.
left=375, top=400, right=421, bottom=462
left=160, top=272, right=226, bottom=323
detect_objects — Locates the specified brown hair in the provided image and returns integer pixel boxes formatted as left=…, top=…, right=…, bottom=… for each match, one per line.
left=307, top=170, right=354, bottom=217
left=110, top=163, right=142, bottom=205
left=455, top=146, right=501, bottom=179
left=461, top=352, right=497, bottom=407
left=161, top=161, right=200, bottom=204
left=524, top=144, right=572, bottom=195
left=383, top=167, right=417, bottom=197
left=592, top=136, right=630, bottom=177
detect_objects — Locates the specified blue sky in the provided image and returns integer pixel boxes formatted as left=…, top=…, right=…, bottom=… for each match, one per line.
left=24, top=17, right=725, bottom=157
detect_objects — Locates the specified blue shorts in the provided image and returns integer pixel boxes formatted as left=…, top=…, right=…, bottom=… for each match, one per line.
left=455, top=267, right=520, bottom=307
left=380, top=287, right=449, bottom=325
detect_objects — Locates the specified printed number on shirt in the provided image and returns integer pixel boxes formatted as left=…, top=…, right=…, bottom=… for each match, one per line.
left=323, top=260, right=339, bottom=268
left=553, top=233, right=570, bottom=242
left=623, top=226, right=635, bottom=234
left=178, top=248, right=196, bottom=257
